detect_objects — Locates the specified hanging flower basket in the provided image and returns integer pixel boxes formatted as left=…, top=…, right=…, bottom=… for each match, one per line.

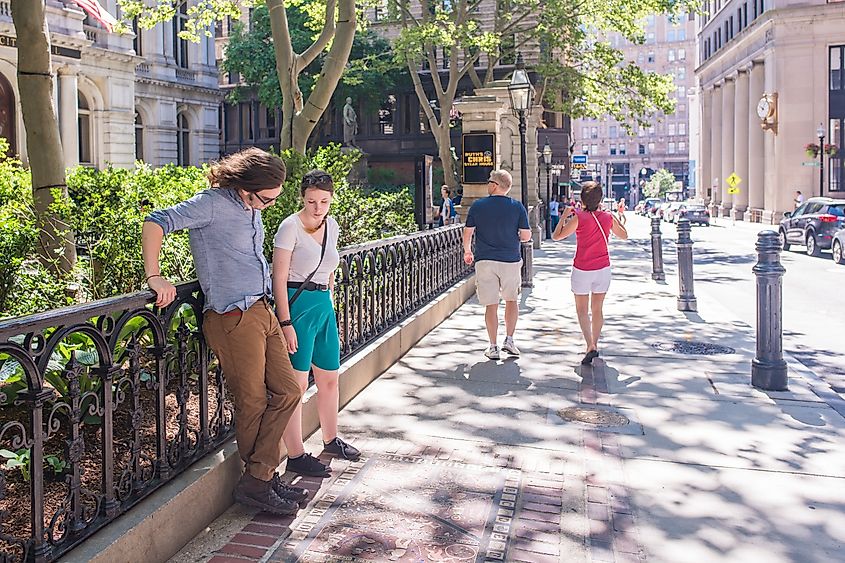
left=824, top=143, right=839, bottom=156
left=804, top=143, right=820, bottom=158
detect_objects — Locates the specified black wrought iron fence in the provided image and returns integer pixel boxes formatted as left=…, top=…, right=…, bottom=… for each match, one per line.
left=0, top=224, right=469, bottom=562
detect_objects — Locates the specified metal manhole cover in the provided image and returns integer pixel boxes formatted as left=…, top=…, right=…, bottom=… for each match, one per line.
left=650, top=341, right=735, bottom=355
left=558, top=407, right=630, bottom=427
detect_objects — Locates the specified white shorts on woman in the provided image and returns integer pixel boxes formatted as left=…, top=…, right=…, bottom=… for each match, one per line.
left=571, top=266, right=611, bottom=295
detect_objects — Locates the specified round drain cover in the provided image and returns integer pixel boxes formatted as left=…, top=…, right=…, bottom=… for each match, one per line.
left=559, top=407, right=629, bottom=427
left=650, top=341, right=735, bottom=355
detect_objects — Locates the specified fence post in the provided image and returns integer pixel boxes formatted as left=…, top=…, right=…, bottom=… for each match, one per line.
left=676, top=218, right=697, bottom=311
left=751, top=230, right=788, bottom=391
left=650, top=216, right=665, bottom=281
left=520, top=240, right=534, bottom=288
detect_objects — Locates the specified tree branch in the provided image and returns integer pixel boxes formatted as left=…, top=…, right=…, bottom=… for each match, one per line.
left=298, top=0, right=336, bottom=71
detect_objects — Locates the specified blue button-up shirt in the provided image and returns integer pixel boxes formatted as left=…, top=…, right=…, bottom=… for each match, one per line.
left=145, top=188, right=271, bottom=313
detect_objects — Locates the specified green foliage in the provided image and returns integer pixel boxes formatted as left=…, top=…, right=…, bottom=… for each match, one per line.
left=643, top=168, right=676, bottom=198
left=0, top=448, right=67, bottom=482
left=223, top=2, right=405, bottom=114
left=54, top=164, right=208, bottom=300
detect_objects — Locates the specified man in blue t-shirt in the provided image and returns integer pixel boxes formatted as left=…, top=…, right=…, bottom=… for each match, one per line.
left=463, top=169, right=532, bottom=360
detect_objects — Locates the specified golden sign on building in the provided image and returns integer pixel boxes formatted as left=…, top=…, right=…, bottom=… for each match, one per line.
left=462, top=133, right=496, bottom=184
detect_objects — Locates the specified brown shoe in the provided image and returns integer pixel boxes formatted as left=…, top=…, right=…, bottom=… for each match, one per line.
left=271, top=474, right=309, bottom=505
left=234, top=473, right=299, bottom=515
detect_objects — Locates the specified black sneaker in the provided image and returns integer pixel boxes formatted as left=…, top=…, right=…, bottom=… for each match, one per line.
left=271, top=474, right=309, bottom=505
left=581, top=350, right=599, bottom=365
left=323, top=437, right=361, bottom=461
left=285, top=453, right=331, bottom=477
left=233, top=473, right=299, bottom=515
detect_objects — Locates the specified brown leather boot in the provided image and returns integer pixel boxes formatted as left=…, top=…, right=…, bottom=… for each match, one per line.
left=233, top=473, right=299, bottom=515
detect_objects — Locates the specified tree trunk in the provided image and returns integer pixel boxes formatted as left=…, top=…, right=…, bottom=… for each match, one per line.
left=11, top=0, right=75, bottom=274
left=434, top=124, right=458, bottom=190
left=268, top=0, right=355, bottom=154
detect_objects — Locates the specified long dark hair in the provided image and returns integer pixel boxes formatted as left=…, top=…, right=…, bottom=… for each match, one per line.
left=580, top=181, right=603, bottom=212
left=207, top=147, right=286, bottom=192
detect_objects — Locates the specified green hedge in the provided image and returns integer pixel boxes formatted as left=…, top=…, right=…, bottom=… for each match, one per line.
left=0, top=144, right=416, bottom=319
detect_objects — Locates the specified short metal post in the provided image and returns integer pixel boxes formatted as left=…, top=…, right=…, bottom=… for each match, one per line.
left=520, top=240, right=534, bottom=288
left=751, top=230, right=788, bottom=391
left=650, top=217, right=665, bottom=281
left=676, top=218, right=697, bottom=311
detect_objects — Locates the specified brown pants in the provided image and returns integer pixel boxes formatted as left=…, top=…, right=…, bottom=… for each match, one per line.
left=203, top=299, right=302, bottom=481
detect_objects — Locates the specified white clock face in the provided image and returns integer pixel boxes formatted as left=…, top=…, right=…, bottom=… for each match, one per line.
left=757, top=98, right=770, bottom=119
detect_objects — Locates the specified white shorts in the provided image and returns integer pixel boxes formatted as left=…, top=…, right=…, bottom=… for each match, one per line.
left=571, top=266, right=611, bottom=295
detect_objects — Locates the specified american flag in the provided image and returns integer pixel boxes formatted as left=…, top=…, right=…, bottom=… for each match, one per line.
left=70, top=0, right=118, bottom=32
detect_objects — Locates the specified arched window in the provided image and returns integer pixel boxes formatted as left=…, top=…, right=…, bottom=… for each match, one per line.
left=176, top=112, right=190, bottom=166
left=0, top=72, right=16, bottom=156
left=78, top=92, right=92, bottom=164
left=135, top=111, right=144, bottom=162
left=172, top=1, right=189, bottom=68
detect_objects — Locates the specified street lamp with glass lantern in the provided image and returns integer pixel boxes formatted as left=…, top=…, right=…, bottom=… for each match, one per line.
left=817, top=122, right=826, bottom=197
left=508, top=53, right=534, bottom=211
left=508, top=53, right=534, bottom=286
left=542, top=140, right=552, bottom=239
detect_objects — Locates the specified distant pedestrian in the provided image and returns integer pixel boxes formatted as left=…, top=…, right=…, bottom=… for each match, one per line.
left=463, top=170, right=531, bottom=360
left=794, top=190, right=804, bottom=210
left=436, top=185, right=455, bottom=226
left=553, top=181, right=628, bottom=365
left=549, top=195, right=560, bottom=232
left=273, top=169, right=361, bottom=479
left=142, top=147, right=305, bottom=515
left=616, top=198, right=627, bottom=225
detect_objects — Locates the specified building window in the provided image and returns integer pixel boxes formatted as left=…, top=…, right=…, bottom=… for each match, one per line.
left=667, top=30, right=676, bottom=42
left=668, top=123, right=676, bottom=136
left=668, top=50, right=676, bottom=62
left=374, top=0, right=388, bottom=21
left=177, top=112, right=190, bottom=166
left=379, top=95, right=396, bottom=134
left=678, top=48, right=686, bottom=61
left=679, top=123, right=687, bottom=136
left=173, top=1, right=189, bottom=69
left=134, top=111, right=143, bottom=161
left=668, top=142, right=676, bottom=154
left=679, top=141, right=687, bottom=152
left=678, top=86, right=686, bottom=98
left=610, top=144, right=617, bottom=155
left=648, top=142, right=656, bottom=153
left=590, top=127, right=598, bottom=139
left=132, top=18, right=142, bottom=56
left=582, top=144, right=589, bottom=154
left=646, top=32, right=655, bottom=44
left=259, top=105, right=276, bottom=139
left=241, top=102, right=254, bottom=141
left=619, top=144, right=626, bottom=155
left=638, top=144, right=646, bottom=155
left=678, top=103, right=687, bottom=114
left=678, top=28, right=686, bottom=40
left=609, top=125, right=618, bottom=138
left=679, top=67, right=686, bottom=80
left=78, top=92, right=91, bottom=164
left=831, top=45, right=844, bottom=91
left=647, top=51, right=655, bottom=63
left=582, top=126, right=589, bottom=138
left=591, top=144, right=598, bottom=154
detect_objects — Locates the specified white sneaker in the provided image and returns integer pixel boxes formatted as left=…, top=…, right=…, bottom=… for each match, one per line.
left=501, top=337, right=520, bottom=356
left=484, top=345, right=500, bottom=360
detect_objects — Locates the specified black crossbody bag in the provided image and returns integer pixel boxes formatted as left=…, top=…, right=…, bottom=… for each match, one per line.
left=288, top=222, right=329, bottom=307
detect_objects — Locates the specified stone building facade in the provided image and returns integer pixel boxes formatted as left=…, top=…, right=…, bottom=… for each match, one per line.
left=693, top=0, right=845, bottom=223
left=0, top=0, right=221, bottom=170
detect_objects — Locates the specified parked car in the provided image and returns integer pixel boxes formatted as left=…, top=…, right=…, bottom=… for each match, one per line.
left=664, top=202, right=686, bottom=223
left=642, top=198, right=663, bottom=215
left=833, top=228, right=845, bottom=265
left=779, top=197, right=845, bottom=256
left=677, top=204, right=710, bottom=226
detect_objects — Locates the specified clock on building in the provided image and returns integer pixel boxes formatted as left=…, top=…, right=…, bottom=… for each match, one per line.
left=757, top=93, right=778, bottom=132
left=756, top=96, right=772, bottom=119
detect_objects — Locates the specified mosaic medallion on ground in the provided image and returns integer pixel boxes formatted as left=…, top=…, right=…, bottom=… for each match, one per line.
left=274, top=454, right=521, bottom=562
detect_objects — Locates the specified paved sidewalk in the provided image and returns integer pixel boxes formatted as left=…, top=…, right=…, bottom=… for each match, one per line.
left=172, top=217, right=845, bottom=563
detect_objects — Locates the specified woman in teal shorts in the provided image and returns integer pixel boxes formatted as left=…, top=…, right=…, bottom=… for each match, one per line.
left=272, top=170, right=360, bottom=477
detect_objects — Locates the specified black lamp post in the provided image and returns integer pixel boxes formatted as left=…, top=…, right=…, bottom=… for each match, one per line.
left=817, top=122, right=826, bottom=198
left=542, top=140, right=552, bottom=239
left=508, top=54, right=534, bottom=212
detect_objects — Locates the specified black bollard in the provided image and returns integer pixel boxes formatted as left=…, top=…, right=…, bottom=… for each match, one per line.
left=650, top=217, right=665, bottom=281
left=751, top=230, right=788, bottom=391
left=676, top=218, right=697, bottom=312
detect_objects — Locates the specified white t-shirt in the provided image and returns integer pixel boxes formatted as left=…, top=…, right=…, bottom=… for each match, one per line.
left=273, top=214, right=340, bottom=285
left=549, top=200, right=559, bottom=217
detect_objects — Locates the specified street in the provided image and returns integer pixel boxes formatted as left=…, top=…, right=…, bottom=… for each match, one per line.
left=624, top=213, right=845, bottom=392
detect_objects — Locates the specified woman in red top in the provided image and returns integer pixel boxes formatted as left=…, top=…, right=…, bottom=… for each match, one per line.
left=553, top=182, right=628, bottom=365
